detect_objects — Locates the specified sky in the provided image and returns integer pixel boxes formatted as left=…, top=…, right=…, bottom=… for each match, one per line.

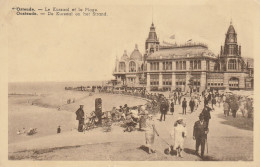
left=7, top=0, right=260, bottom=82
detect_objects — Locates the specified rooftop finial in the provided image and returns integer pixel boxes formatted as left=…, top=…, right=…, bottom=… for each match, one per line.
left=230, top=18, right=232, bottom=25
left=135, top=44, right=138, bottom=50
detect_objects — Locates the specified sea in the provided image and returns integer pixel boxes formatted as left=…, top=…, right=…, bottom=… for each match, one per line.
left=8, top=81, right=105, bottom=95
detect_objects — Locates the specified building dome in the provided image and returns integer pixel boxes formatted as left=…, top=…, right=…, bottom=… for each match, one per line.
left=121, top=50, right=129, bottom=61
left=130, top=44, right=142, bottom=61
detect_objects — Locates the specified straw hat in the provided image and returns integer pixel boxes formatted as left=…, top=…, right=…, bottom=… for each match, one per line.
left=140, top=105, right=146, bottom=111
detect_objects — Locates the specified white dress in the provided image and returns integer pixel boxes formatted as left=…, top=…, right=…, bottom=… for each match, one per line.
left=170, top=124, right=187, bottom=150
left=145, top=120, right=155, bottom=147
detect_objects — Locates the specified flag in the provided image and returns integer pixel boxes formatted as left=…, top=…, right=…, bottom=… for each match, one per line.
left=169, top=34, right=175, bottom=39
left=187, top=39, right=192, bottom=42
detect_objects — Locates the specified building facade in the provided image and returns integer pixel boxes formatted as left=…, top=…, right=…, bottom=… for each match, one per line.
left=113, top=44, right=145, bottom=87
left=112, top=22, right=254, bottom=92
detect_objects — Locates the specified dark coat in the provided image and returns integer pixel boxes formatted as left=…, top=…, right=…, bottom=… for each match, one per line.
left=182, top=100, right=187, bottom=108
left=212, top=98, right=216, bottom=104
left=193, top=120, right=208, bottom=139
left=76, top=108, right=84, bottom=120
left=160, top=101, right=168, bottom=114
left=189, top=100, right=195, bottom=108
left=170, top=102, right=174, bottom=113
left=202, top=106, right=211, bottom=121
left=170, top=102, right=174, bottom=109
left=229, top=99, right=239, bottom=111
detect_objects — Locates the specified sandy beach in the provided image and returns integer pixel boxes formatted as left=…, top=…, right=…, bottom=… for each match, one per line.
left=8, top=90, right=253, bottom=161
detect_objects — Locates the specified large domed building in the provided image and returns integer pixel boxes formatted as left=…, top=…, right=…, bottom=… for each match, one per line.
left=112, top=21, right=253, bottom=91
left=113, top=45, right=144, bottom=87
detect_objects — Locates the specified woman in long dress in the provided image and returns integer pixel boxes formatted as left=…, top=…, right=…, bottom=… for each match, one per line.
left=170, top=117, right=187, bottom=157
left=145, top=115, right=159, bottom=154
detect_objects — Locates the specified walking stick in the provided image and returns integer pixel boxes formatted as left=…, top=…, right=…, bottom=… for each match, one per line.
left=206, top=138, right=208, bottom=154
left=158, top=135, right=170, bottom=146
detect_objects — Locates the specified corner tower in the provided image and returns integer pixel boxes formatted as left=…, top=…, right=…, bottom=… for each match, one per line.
left=145, top=22, right=160, bottom=55
left=219, top=21, right=243, bottom=72
left=220, top=21, right=241, bottom=57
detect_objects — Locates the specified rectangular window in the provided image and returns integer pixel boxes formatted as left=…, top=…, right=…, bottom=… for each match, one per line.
left=180, top=61, right=183, bottom=70
left=150, top=62, right=159, bottom=71
left=198, top=60, right=201, bottom=69
left=163, top=61, right=172, bottom=70
left=169, top=62, right=172, bottom=70
left=194, top=61, right=197, bottom=69
left=206, top=60, right=210, bottom=70
left=190, top=61, right=193, bottom=70
left=150, top=74, right=159, bottom=85
left=163, top=62, right=166, bottom=70
left=176, top=61, right=179, bottom=70
left=163, top=74, right=172, bottom=85
left=183, top=61, right=186, bottom=70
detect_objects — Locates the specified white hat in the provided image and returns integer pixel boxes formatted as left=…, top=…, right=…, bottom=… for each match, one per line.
left=177, top=117, right=183, bottom=121
left=140, top=105, right=146, bottom=111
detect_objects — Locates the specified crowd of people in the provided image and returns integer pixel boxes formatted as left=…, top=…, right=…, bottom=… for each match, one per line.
left=202, top=89, right=254, bottom=118
left=72, top=86, right=253, bottom=159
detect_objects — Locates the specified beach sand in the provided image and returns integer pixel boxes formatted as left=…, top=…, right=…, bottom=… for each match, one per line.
left=8, top=91, right=253, bottom=161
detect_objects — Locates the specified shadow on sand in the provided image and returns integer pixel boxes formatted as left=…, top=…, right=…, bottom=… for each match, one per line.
left=217, top=113, right=253, bottom=131
left=184, top=148, right=219, bottom=161
left=164, top=146, right=177, bottom=156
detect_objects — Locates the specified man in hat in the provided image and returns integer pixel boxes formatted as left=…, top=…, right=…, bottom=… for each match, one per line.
left=193, top=113, right=209, bottom=158
left=160, top=99, right=168, bottom=121
left=76, top=105, right=85, bottom=132
left=189, top=98, right=195, bottom=113
left=182, top=98, right=187, bottom=115
left=201, top=103, right=211, bottom=128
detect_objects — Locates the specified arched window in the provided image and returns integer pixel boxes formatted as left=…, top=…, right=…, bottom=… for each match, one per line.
left=119, top=62, right=126, bottom=72
left=129, top=61, right=136, bottom=72
left=229, top=77, right=239, bottom=88
left=228, top=59, right=237, bottom=70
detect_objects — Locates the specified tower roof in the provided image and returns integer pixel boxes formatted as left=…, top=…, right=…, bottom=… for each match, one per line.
left=227, top=25, right=236, bottom=34
left=227, top=20, right=236, bottom=34
left=147, top=22, right=159, bottom=42
left=225, top=21, right=237, bottom=44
